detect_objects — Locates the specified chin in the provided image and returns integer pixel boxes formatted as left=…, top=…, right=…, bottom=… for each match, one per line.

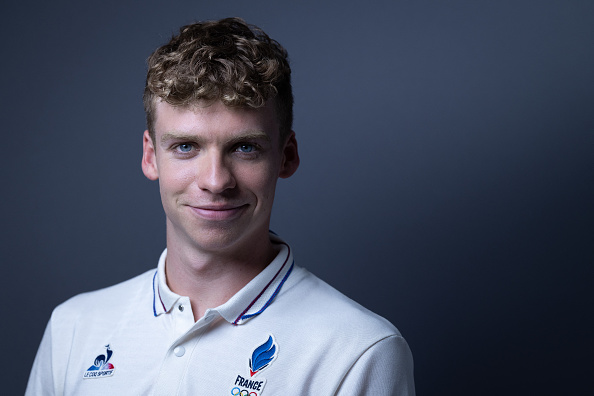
left=188, top=227, right=259, bottom=254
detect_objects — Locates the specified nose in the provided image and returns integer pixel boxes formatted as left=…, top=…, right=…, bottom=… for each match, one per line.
left=196, top=152, right=236, bottom=193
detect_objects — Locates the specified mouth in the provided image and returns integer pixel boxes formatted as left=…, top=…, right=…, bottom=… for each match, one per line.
left=188, top=204, right=248, bottom=221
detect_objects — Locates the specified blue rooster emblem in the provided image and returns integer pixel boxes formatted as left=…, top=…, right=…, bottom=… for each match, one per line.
left=249, top=335, right=277, bottom=377
left=87, top=344, right=114, bottom=371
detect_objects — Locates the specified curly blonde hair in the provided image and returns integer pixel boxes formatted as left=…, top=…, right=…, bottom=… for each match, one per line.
left=143, top=17, right=293, bottom=142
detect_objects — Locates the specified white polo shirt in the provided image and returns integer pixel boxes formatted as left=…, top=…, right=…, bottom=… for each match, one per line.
left=26, top=234, right=415, bottom=395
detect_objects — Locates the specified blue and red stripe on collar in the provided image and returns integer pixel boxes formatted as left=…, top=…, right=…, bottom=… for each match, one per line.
left=231, top=241, right=293, bottom=325
left=152, top=235, right=294, bottom=325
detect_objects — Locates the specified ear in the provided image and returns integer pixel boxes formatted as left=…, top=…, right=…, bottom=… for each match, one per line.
left=278, top=131, right=300, bottom=179
left=141, top=130, right=159, bottom=180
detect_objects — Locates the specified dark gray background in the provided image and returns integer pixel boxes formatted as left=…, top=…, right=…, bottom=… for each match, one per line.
left=2, top=0, right=593, bottom=394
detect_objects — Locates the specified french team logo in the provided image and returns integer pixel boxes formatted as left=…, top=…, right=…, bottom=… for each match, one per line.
left=83, top=344, right=115, bottom=379
left=230, top=335, right=278, bottom=395
left=249, top=335, right=277, bottom=377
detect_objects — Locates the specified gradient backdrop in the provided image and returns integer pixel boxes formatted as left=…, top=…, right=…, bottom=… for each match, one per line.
left=2, top=1, right=593, bottom=394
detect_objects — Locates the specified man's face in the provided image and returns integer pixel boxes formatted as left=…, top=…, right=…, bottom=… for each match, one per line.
left=142, top=100, right=299, bottom=255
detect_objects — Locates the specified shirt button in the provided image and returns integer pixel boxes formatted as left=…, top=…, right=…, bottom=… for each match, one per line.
left=178, top=304, right=184, bottom=312
left=173, top=346, right=185, bottom=357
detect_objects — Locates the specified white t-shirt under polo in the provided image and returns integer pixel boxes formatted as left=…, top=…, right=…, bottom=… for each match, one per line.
left=26, top=234, right=415, bottom=395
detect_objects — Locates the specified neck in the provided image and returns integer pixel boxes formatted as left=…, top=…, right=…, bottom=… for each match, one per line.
left=164, top=231, right=277, bottom=321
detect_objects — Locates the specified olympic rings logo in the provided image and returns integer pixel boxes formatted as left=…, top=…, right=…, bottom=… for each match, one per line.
left=231, top=387, right=258, bottom=396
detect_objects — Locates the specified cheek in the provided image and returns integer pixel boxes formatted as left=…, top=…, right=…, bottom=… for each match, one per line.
left=237, top=149, right=283, bottom=185
left=239, top=167, right=279, bottom=200
left=158, top=162, right=195, bottom=195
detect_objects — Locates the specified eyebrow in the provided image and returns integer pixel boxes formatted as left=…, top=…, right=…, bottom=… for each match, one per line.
left=160, top=131, right=271, bottom=145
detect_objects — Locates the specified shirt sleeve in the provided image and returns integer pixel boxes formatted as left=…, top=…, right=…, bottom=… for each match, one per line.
left=25, top=320, right=56, bottom=396
left=335, top=335, right=415, bottom=396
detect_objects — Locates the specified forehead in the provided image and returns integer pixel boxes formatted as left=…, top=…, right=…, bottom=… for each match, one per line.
left=153, top=100, right=280, bottom=141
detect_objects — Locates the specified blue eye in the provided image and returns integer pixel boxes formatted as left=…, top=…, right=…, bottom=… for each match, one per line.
left=237, top=144, right=255, bottom=153
left=177, top=143, right=193, bottom=153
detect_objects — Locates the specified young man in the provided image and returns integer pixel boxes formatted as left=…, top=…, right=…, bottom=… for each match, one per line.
left=26, top=18, right=415, bottom=395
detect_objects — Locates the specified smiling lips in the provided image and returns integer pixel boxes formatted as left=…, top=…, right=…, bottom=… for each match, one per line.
left=188, top=204, right=248, bottom=221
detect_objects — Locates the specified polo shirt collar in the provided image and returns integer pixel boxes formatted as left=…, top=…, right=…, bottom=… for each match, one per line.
left=152, top=249, right=179, bottom=316
left=152, top=233, right=294, bottom=325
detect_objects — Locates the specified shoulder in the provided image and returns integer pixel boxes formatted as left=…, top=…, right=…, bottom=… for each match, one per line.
left=281, top=266, right=400, bottom=336
left=26, top=269, right=157, bottom=395
left=50, top=269, right=155, bottom=324
left=269, top=266, right=407, bottom=360
left=261, top=266, right=415, bottom=394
